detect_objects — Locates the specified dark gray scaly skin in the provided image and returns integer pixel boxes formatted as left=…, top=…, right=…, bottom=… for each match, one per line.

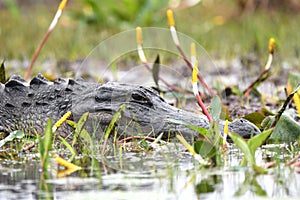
left=0, top=74, right=261, bottom=141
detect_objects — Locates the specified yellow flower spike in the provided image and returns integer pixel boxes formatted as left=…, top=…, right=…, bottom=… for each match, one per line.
left=136, top=27, right=147, bottom=63
left=136, top=27, right=143, bottom=45
left=190, top=43, right=196, bottom=57
left=167, top=9, right=180, bottom=46
left=293, top=93, right=300, bottom=117
left=192, top=60, right=198, bottom=83
left=25, top=0, right=68, bottom=80
left=58, top=0, right=68, bottom=11
left=223, top=120, right=229, bottom=146
left=192, top=60, right=199, bottom=96
left=269, top=38, right=275, bottom=54
left=190, top=43, right=197, bottom=66
left=167, top=9, right=175, bottom=27
left=264, top=38, right=275, bottom=71
left=52, top=111, right=72, bottom=132
left=49, top=0, right=68, bottom=31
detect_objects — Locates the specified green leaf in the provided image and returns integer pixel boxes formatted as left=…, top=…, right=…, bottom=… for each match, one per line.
left=229, top=132, right=254, bottom=167
left=72, top=112, right=89, bottom=147
left=66, top=120, right=77, bottom=129
left=261, top=116, right=275, bottom=130
left=243, top=112, right=265, bottom=129
left=287, top=72, right=300, bottom=91
left=0, top=61, right=6, bottom=83
left=247, top=128, right=273, bottom=155
left=0, top=130, right=24, bottom=147
left=79, top=129, right=92, bottom=144
left=106, top=104, right=126, bottom=140
left=167, top=119, right=211, bottom=138
left=40, top=118, right=53, bottom=173
left=210, top=96, right=222, bottom=121
left=273, top=85, right=300, bottom=126
left=194, top=139, right=217, bottom=159
left=261, top=107, right=275, bottom=116
left=59, top=136, right=76, bottom=154
left=268, top=114, right=300, bottom=143
left=152, top=54, right=160, bottom=89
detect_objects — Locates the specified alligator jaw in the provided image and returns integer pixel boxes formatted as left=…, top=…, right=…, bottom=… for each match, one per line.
left=112, top=101, right=261, bottom=142
left=161, top=108, right=261, bottom=141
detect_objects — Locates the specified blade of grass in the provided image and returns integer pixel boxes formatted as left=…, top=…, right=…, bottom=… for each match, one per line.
left=72, top=112, right=89, bottom=147
left=176, top=134, right=209, bottom=165
left=39, top=118, right=53, bottom=173
left=102, top=104, right=126, bottom=155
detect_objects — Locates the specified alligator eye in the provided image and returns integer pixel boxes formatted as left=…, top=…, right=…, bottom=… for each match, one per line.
left=131, top=92, right=147, bottom=101
left=131, top=92, right=153, bottom=107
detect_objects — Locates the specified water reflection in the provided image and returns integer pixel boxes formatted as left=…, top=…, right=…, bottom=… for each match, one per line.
left=0, top=145, right=299, bottom=200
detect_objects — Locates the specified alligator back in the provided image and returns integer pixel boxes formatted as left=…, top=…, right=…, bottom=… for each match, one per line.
left=0, top=74, right=80, bottom=136
left=0, top=74, right=261, bottom=141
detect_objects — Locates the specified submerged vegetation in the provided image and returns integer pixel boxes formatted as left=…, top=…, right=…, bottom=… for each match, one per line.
left=0, top=0, right=300, bottom=199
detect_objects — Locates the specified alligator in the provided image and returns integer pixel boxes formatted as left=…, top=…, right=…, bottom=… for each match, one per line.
left=0, top=74, right=261, bottom=142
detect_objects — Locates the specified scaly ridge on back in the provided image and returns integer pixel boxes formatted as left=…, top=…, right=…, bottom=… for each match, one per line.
left=0, top=74, right=261, bottom=142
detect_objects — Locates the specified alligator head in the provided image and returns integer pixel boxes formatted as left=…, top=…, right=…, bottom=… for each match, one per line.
left=71, top=80, right=261, bottom=141
left=0, top=74, right=261, bottom=142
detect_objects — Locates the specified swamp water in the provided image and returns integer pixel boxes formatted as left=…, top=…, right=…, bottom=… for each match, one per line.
left=0, top=143, right=299, bottom=200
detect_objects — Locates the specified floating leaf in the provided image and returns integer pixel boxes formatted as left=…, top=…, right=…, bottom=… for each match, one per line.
left=152, top=54, right=160, bottom=89
left=0, top=130, right=24, bottom=147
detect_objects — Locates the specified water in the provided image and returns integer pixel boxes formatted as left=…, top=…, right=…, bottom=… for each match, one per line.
left=0, top=143, right=299, bottom=200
